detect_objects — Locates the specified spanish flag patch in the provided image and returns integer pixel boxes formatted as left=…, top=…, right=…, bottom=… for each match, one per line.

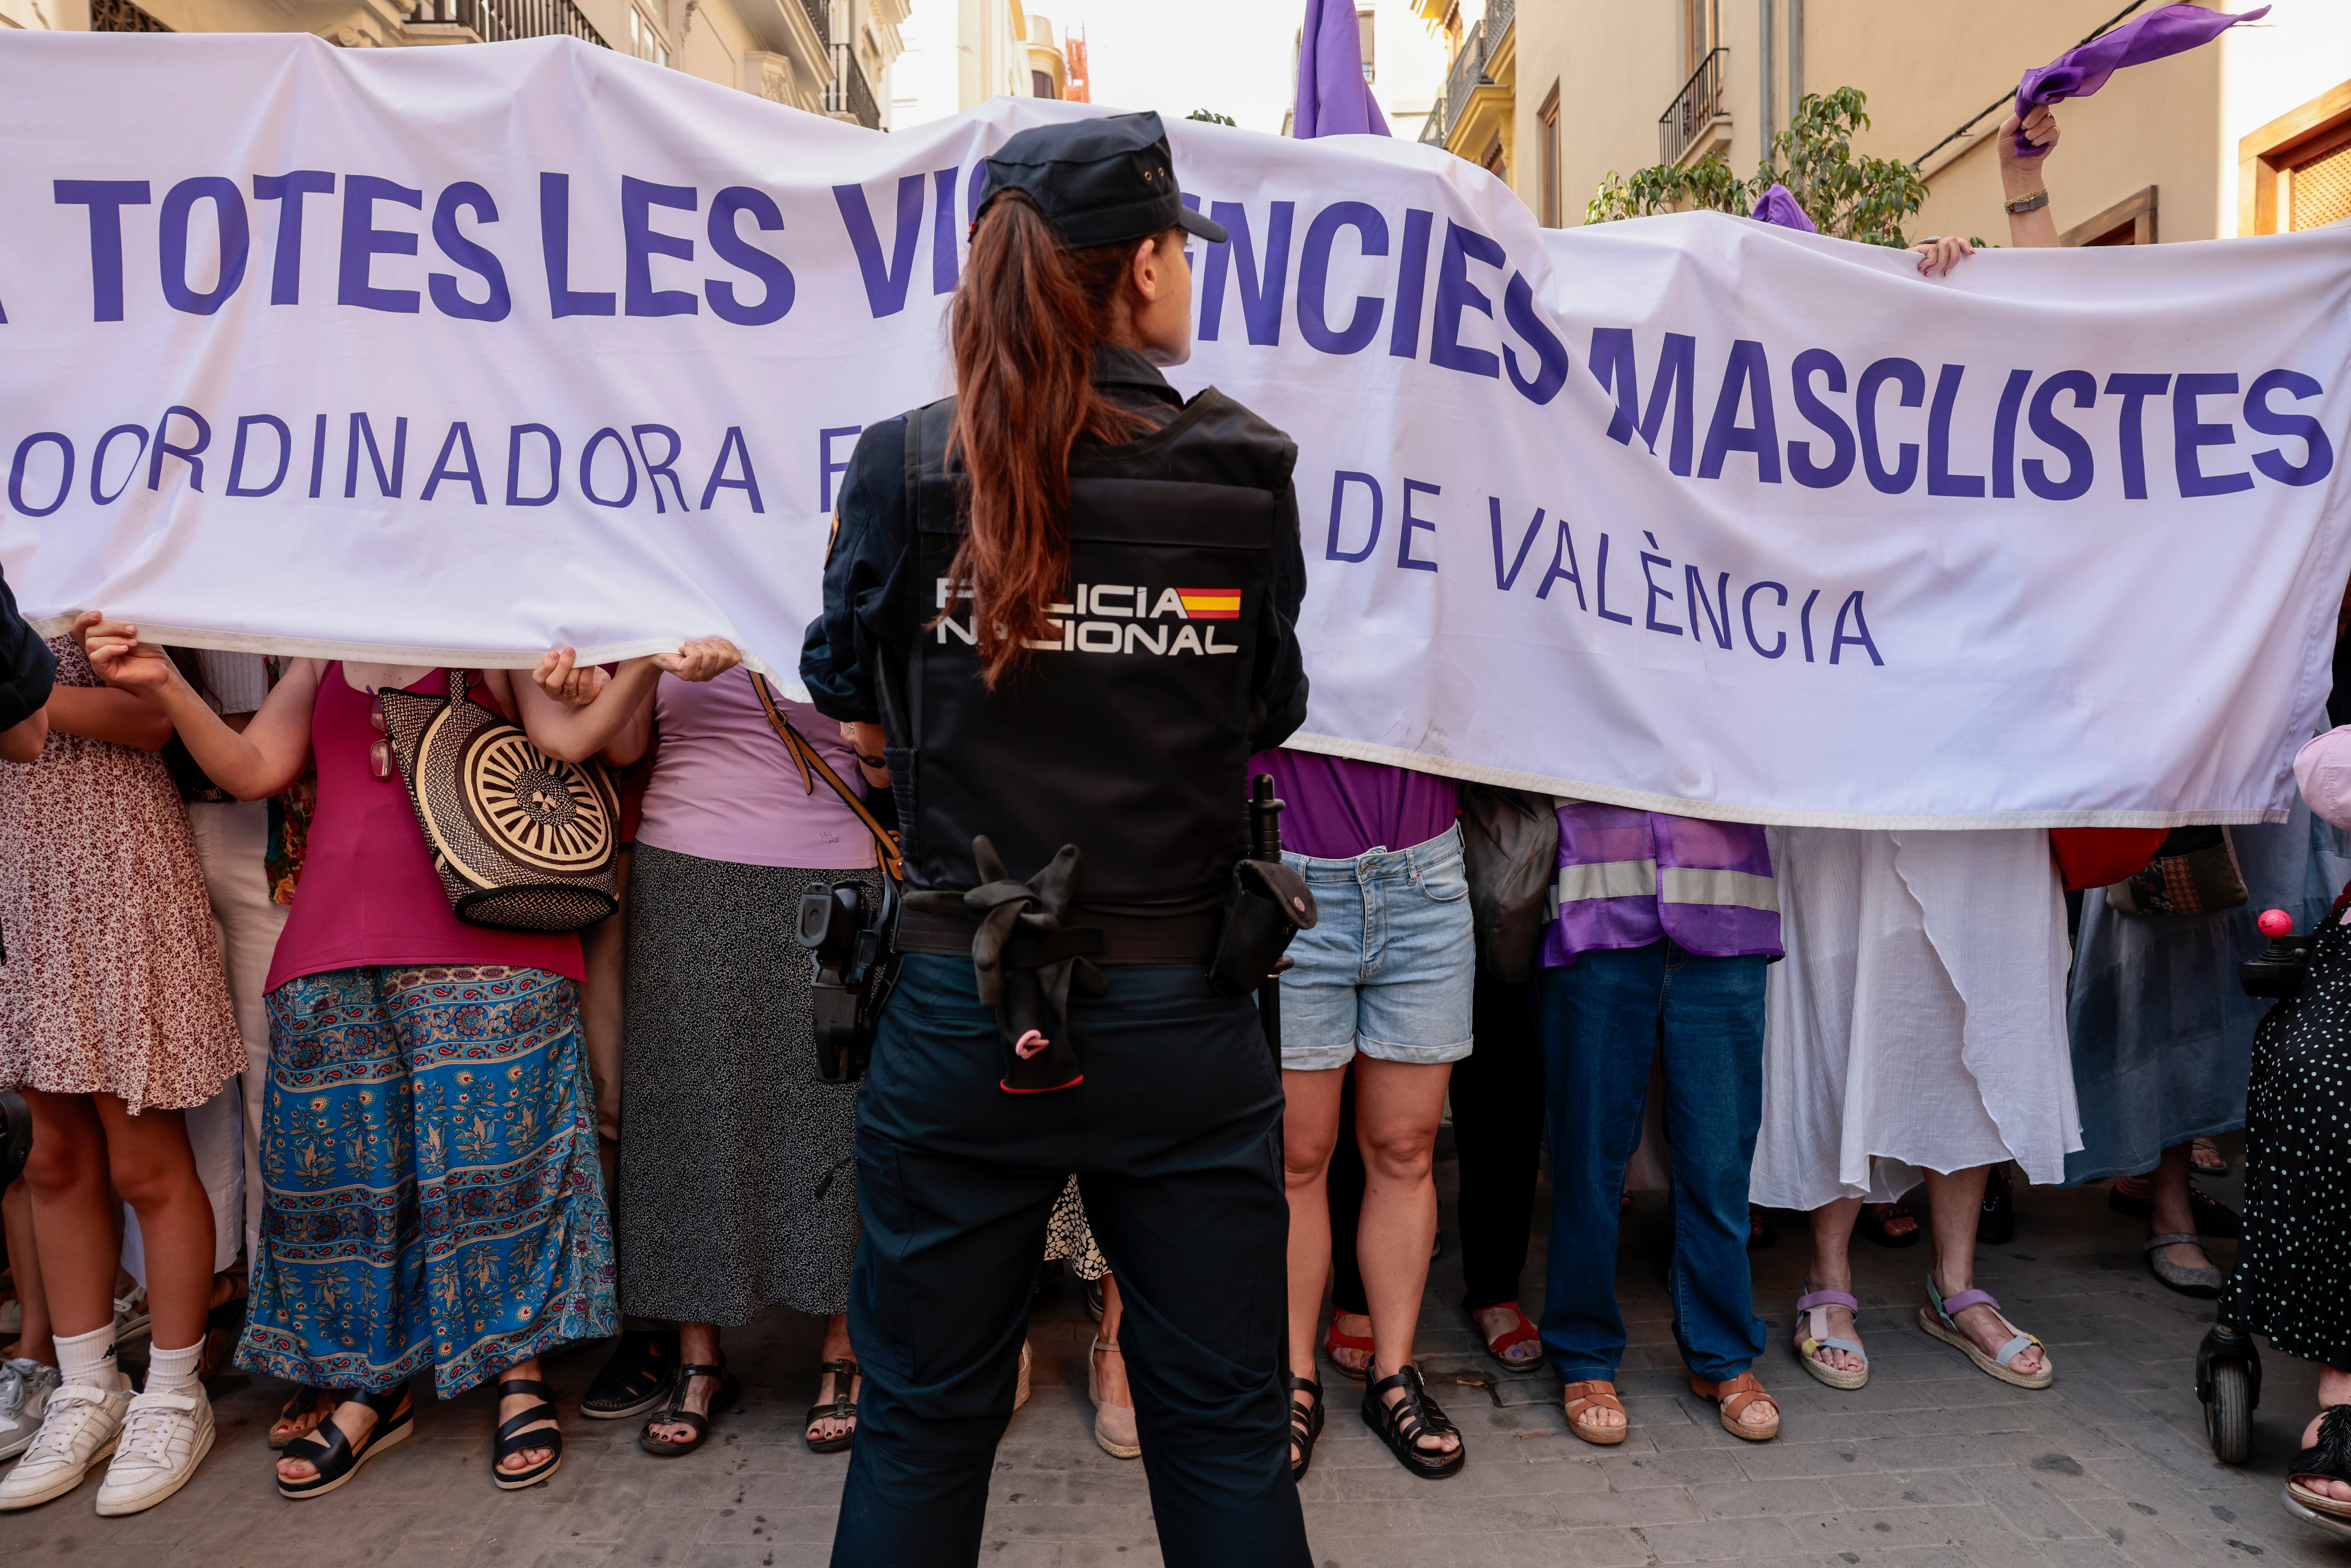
left=1176, top=588, right=1242, bottom=620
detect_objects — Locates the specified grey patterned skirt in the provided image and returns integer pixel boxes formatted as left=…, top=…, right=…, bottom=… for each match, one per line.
left=616, top=845, right=876, bottom=1324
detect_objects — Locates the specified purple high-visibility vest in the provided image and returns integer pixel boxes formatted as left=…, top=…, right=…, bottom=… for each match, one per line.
left=1538, top=802, right=1781, bottom=967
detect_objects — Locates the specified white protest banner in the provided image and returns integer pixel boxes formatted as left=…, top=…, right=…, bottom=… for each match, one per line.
left=2, top=34, right=2346, bottom=828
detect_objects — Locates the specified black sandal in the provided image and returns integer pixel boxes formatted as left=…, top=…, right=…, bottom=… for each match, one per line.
left=1860, top=1201, right=1922, bottom=1248
left=491, top=1376, right=566, bottom=1489
left=804, top=1357, right=859, bottom=1454
left=1288, top=1375, right=1325, bottom=1482
left=268, top=1384, right=339, bottom=1450
left=2286, top=1406, right=2351, bottom=1535
left=276, top=1382, right=412, bottom=1500
left=1361, top=1364, right=1465, bottom=1480
left=640, top=1361, right=740, bottom=1458
left=582, top=1329, right=679, bottom=1420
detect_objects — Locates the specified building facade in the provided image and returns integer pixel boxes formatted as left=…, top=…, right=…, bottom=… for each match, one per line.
left=1420, top=0, right=2351, bottom=244
left=0, top=0, right=906, bottom=129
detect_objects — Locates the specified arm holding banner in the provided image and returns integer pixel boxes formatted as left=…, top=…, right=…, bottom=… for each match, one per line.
left=86, top=620, right=322, bottom=797
left=515, top=639, right=741, bottom=764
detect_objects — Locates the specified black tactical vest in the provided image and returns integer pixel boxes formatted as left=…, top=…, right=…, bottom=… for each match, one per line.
left=884, top=390, right=1296, bottom=910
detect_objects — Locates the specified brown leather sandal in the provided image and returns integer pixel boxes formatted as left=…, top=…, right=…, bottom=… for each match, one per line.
left=1689, top=1370, right=1779, bottom=1441
left=1562, top=1379, right=1628, bottom=1445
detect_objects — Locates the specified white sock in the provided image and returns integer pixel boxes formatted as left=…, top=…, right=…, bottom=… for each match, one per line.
left=54, top=1323, right=126, bottom=1392
left=143, top=1340, right=203, bottom=1398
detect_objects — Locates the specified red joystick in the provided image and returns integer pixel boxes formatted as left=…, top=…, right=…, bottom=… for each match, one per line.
left=2258, top=908, right=2295, bottom=937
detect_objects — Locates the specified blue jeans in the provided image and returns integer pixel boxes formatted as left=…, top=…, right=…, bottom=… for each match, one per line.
left=1535, top=940, right=1767, bottom=1383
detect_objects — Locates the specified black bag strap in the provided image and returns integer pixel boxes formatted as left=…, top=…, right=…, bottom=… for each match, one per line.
left=748, top=670, right=904, bottom=883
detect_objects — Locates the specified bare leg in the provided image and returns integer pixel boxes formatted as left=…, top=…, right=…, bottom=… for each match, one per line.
left=19, top=1092, right=121, bottom=1345
left=1092, top=1276, right=1130, bottom=1408
left=2, top=1178, right=52, bottom=1364
left=2297, top=1365, right=2351, bottom=1502
left=579, top=848, right=629, bottom=1196
left=649, top=1324, right=723, bottom=1446
left=1280, top=1065, right=1344, bottom=1462
left=1800, top=1197, right=1865, bottom=1375
left=94, top=1097, right=213, bottom=1354
left=1923, top=1165, right=2045, bottom=1376
left=2146, top=1143, right=2215, bottom=1272
left=1354, top=1056, right=1459, bottom=1455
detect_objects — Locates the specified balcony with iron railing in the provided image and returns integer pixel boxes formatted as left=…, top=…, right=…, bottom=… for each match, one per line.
left=1658, top=46, right=1728, bottom=166
left=1440, top=19, right=1484, bottom=143
left=825, top=53, right=881, bottom=127
left=407, top=0, right=606, bottom=45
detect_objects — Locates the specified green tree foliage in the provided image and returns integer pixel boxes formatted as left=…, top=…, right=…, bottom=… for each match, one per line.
left=1585, top=87, right=1928, bottom=246
left=1186, top=109, right=1238, bottom=126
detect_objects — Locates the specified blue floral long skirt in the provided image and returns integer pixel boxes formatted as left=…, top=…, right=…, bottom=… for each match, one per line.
left=235, top=964, right=617, bottom=1395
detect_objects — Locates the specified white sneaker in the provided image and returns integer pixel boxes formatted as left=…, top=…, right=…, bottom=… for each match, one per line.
left=0, top=1381, right=129, bottom=1510
left=0, top=1357, right=62, bottom=1461
left=114, top=1287, right=151, bottom=1350
left=0, top=1297, right=22, bottom=1336
left=95, top=1389, right=214, bottom=1516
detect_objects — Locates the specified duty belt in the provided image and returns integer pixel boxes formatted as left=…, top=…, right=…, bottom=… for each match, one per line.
left=896, top=902, right=1219, bottom=965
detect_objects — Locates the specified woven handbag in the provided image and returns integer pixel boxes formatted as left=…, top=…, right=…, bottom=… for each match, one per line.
left=377, top=669, right=621, bottom=932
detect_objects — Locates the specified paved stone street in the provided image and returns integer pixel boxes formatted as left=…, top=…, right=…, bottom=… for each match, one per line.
left=3, top=1133, right=2344, bottom=1568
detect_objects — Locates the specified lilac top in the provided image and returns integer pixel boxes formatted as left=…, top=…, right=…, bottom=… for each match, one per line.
left=2296, top=726, right=2351, bottom=832
left=1248, top=749, right=1458, bottom=861
left=635, top=668, right=878, bottom=871
left=2014, top=5, right=2266, bottom=157
left=1539, top=803, right=1781, bottom=967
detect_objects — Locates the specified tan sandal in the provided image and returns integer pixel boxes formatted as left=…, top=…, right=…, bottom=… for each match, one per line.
left=1689, top=1370, right=1779, bottom=1441
left=1562, top=1379, right=1627, bottom=1445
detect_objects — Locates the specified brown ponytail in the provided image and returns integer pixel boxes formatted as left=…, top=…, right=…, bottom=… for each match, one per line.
left=944, top=193, right=1157, bottom=687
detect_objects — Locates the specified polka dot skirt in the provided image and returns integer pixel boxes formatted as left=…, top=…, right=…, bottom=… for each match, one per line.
left=2223, top=915, right=2351, bottom=1369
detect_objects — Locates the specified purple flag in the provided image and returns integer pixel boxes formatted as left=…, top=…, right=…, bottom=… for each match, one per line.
left=1293, top=0, right=1389, bottom=139
left=1750, top=184, right=1817, bottom=233
left=2013, top=4, right=2267, bottom=156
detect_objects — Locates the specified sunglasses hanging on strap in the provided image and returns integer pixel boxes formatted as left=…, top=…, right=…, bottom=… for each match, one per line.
left=747, top=670, right=904, bottom=882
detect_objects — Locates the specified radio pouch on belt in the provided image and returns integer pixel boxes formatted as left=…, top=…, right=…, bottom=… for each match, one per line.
left=1208, top=858, right=1317, bottom=997
left=907, top=835, right=1107, bottom=1094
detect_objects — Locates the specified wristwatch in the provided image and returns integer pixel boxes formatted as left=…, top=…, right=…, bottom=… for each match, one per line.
left=2004, top=189, right=2050, bottom=215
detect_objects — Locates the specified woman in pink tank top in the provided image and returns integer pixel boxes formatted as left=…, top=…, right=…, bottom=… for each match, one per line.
left=85, top=620, right=736, bottom=1502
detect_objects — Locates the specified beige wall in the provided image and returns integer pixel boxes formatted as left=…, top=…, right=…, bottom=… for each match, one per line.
left=0, top=0, right=902, bottom=119
left=1504, top=0, right=2348, bottom=245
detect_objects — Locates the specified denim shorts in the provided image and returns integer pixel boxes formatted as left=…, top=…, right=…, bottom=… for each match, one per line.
left=1277, top=821, right=1476, bottom=1072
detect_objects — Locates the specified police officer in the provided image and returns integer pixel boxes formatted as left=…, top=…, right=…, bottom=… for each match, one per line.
left=801, top=112, right=1312, bottom=1568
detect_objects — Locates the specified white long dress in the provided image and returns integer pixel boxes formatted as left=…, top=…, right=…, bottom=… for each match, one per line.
left=1751, top=826, right=2082, bottom=1210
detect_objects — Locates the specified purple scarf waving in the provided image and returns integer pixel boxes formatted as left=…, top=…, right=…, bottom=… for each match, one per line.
left=2014, top=4, right=2267, bottom=156
left=1293, top=0, right=1389, bottom=139
left=1750, top=184, right=1818, bottom=233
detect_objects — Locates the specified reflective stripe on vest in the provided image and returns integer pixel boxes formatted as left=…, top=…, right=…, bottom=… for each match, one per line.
left=1543, top=860, right=1779, bottom=919
left=1659, top=866, right=1780, bottom=912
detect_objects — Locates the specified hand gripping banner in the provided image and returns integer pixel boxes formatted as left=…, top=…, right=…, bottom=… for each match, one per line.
left=1, top=34, right=2347, bottom=828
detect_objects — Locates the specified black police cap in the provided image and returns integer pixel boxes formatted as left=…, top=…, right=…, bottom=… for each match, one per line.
left=974, top=110, right=1230, bottom=250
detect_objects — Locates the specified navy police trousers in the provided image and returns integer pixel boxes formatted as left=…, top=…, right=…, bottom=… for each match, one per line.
left=828, top=954, right=1311, bottom=1568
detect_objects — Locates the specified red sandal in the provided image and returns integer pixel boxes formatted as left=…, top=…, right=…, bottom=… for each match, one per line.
left=1468, top=1301, right=1545, bottom=1371
left=1324, top=1311, right=1374, bottom=1381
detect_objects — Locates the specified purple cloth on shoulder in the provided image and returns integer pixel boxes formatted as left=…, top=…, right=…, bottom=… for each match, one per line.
left=1750, top=184, right=1817, bottom=233
left=1247, top=749, right=1458, bottom=861
left=2013, top=5, right=2266, bottom=157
